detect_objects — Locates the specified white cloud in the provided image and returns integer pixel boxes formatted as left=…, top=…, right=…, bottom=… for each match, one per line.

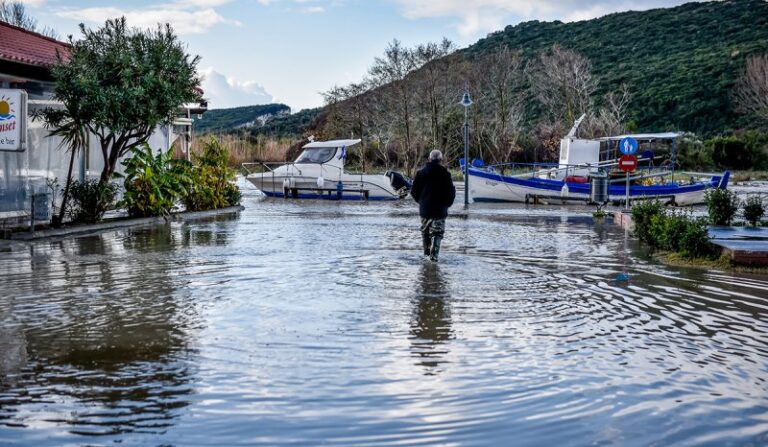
left=301, top=6, right=325, bottom=13
left=392, top=0, right=688, bottom=36
left=55, top=0, right=239, bottom=35
left=175, top=0, right=232, bottom=6
left=17, top=0, right=46, bottom=6
left=257, top=0, right=335, bottom=12
left=200, top=67, right=275, bottom=109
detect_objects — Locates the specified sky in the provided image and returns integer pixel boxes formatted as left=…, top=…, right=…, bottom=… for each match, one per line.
left=24, top=0, right=690, bottom=111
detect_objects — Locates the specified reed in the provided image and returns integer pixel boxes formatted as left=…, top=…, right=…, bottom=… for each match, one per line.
left=181, top=134, right=295, bottom=167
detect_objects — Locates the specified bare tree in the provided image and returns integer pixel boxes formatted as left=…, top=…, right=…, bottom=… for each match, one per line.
left=459, top=58, right=491, bottom=164
left=734, top=54, right=768, bottom=125
left=0, top=1, right=57, bottom=38
left=338, top=82, right=374, bottom=170
left=369, top=40, right=420, bottom=175
left=413, top=38, right=457, bottom=153
left=367, top=89, right=397, bottom=168
left=584, top=83, right=632, bottom=138
left=530, top=45, right=597, bottom=128
left=480, top=47, right=526, bottom=164
left=320, top=84, right=348, bottom=139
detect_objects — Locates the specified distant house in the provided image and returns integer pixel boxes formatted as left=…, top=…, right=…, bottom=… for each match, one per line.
left=0, top=21, right=206, bottom=225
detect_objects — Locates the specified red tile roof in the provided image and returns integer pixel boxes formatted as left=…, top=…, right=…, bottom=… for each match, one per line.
left=0, top=21, right=69, bottom=67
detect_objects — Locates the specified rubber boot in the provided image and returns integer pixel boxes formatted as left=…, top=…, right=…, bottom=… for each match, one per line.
left=430, top=236, right=442, bottom=262
left=422, top=233, right=432, bottom=257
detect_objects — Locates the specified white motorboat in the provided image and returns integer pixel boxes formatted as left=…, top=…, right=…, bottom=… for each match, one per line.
left=243, top=139, right=411, bottom=201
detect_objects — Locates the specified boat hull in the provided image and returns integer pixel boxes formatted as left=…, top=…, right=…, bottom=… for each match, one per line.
left=468, top=168, right=728, bottom=206
left=246, top=173, right=401, bottom=201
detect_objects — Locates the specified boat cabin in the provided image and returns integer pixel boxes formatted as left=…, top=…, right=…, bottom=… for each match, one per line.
left=558, top=137, right=600, bottom=179
left=295, top=139, right=359, bottom=168
left=554, top=132, right=681, bottom=180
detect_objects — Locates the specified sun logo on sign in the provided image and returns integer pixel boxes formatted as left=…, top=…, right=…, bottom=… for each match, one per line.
left=0, top=95, right=15, bottom=121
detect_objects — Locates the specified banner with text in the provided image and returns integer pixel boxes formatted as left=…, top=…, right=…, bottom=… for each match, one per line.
left=0, top=89, right=27, bottom=152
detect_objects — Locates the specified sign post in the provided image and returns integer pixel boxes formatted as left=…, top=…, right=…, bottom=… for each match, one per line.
left=618, top=137, right=639, bottom=210
left=619, top=154, right=638, bottom=209
left=0, top=89, right=27, bottom=152
left=625, top=171, right=630, bottom=210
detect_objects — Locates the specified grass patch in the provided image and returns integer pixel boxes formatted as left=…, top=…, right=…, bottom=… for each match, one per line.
left=731, top=171, right=768, bottom=182
left=655, top=251, right=768, bottom=274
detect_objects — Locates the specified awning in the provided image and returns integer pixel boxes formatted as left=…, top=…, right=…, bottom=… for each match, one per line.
left=303, top=139, right=361, bottom=149
left=598, top=132, right=681, bottom=141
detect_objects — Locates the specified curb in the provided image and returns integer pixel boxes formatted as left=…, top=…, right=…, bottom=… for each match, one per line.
left=7, top=206, right=245, bottom=241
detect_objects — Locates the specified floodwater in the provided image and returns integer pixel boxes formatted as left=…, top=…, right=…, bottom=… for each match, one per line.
left=1, top=185, right=767, bottom=446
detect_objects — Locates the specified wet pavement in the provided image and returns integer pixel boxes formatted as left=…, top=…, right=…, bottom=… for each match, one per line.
left=1, top=185, right=767, bottom=446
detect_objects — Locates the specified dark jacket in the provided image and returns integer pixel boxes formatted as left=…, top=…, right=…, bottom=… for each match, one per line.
left=411, top=161, right=456, bottom=219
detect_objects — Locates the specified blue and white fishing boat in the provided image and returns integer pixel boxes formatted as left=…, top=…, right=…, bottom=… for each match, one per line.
left=466, top=119, right=729, bottom=206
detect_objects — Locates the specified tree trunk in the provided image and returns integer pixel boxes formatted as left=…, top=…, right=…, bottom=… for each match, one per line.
left=100, top=139, right=123, bottom=184
left=56, top=148, right=77, bottom=227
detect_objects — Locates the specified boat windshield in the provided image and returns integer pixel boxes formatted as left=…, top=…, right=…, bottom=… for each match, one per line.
left=295, top=147, right=336, bottom=164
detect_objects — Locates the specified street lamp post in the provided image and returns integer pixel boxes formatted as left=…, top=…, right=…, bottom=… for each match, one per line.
left=461, top=90, right=472, bottom=206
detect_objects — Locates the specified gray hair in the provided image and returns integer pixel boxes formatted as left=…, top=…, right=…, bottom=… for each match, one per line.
left=429, top=149, right=443, bottom=161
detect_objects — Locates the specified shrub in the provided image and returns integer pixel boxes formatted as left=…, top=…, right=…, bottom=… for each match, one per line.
left=122, top=144, right=192, bottom=217
left=705, top=188, right=739, bottom=226
left=67, top=179, right=119, bottom=224
left=743, top=196, right=765, bottom=226
left=223, top=183, right=242, bottom=206
left=741, top=131, right=768, bottom=171
left=678, top=218, right=713, bottom=259
left=646, top=212, right=666, bottom=249
left=706, top=132, right=768, bottom=170
left=184, top=137, right=241, bottom=211
left=676, top=133, right=713, bottom=171
left=658, top=212, right=690, bottom=252
left=632, top=201, right=714, bottom=258
left=631, top=200, right=665, bottom=245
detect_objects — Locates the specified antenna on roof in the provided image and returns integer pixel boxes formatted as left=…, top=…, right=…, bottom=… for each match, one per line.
left=307, top=135, right=315, bottom=142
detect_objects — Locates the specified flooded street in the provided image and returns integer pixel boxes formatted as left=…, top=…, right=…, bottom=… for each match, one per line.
left=1, top=186, right=767, bottom=446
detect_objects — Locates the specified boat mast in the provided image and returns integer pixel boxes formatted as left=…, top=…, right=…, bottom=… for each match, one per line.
left=566, top=114, right=587, bottom=138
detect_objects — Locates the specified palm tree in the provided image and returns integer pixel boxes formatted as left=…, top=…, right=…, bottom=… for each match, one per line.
left=43, top=109, right=88, bottom=226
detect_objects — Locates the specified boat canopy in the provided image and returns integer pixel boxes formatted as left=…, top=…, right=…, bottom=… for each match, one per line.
left=303, top=139, right=361, bottom=149
left=598, top=132, right=681, bottom=142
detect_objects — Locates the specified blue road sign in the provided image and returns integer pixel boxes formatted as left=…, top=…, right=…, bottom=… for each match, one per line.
left=619, top=137, right=639, bottom=155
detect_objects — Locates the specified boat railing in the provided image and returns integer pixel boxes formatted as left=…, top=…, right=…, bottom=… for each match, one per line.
left=317, top=163, right=400, bottom=197
left=677, top=170, right=726, bottom=178
left=486, top=162, right=559, bottom=169
left=242, top=161, right=303, bottom=177
left=472, top=156, right=675, bottom=181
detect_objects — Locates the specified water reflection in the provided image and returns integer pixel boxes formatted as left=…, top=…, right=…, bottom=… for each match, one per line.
left=1, top=198, right=768, bottom=446
left=0, top=227, right=201, bottom=440
left=182, top=222, right=231, bottom=247
left=410, top=263, right=452, bottom=374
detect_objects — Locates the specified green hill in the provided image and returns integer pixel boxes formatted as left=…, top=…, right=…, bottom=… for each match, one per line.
left=194, top=104, right=291, bottom=133
left=469, top=0, right=768, bottom=135
left=252, top=107, right=322, bottom=138
left=231, top=0, right=768, bottom=142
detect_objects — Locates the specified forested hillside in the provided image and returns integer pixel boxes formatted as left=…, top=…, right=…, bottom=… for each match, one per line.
left=204, top=0, right=768, bottom=171
left=194, top=103, right=291, bottom=133
left=254, top=107, right=322, bottom=138
left=469, top=0, right=768, bottom=135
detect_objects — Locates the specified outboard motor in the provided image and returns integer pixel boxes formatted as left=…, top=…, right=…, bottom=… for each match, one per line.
left=385, top=171, right=412, bottom=198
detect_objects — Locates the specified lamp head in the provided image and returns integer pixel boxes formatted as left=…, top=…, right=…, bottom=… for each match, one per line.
left=461, top=92, right=473, bottom=107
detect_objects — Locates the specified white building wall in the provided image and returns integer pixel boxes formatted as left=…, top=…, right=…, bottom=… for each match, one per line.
left=1, top=111, right=175, bottom=218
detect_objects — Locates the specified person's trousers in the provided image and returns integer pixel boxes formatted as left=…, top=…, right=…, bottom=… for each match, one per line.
left=421, top=218, right=446, bottom=256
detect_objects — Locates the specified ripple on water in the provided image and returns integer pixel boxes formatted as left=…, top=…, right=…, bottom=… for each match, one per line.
left=1, top=198, right=767, bottom=446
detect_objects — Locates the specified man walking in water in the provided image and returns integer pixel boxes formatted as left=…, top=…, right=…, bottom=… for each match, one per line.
left=411, top=150, right=456, bottom=262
